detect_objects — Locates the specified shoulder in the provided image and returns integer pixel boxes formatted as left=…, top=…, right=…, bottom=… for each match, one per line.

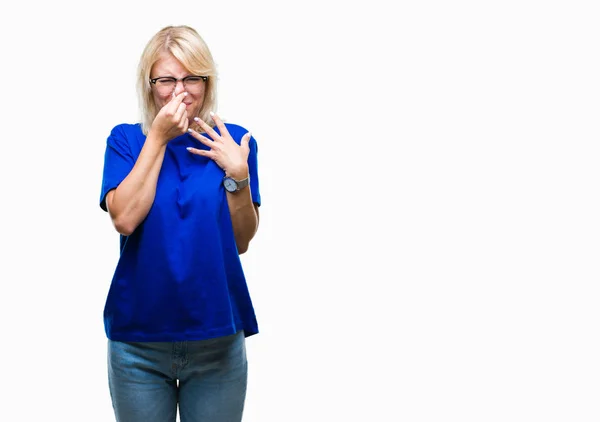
left=222, top=122, right=257, bottom=148
left=109, top=122, right=143, bottom=137
left=223, top=122, right=249, bottom=137
left=107, top=123, right=143, bottom=146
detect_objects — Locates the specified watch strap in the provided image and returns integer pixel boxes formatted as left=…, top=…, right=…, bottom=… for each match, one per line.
left=235, top=176, right=249, bottom=190
left=224, top=175, right=249, bottom=192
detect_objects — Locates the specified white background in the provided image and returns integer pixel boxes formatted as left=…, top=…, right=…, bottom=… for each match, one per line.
left=1, top=0, right=599, bottom=421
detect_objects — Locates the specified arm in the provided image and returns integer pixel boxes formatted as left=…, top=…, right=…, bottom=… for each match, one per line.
left=186, top=113, right=261, bottom=254
left=106, top=136, right=167, bottom=236
left=106, top=91, right=190, bottom=235
left=225, top=169, right=260, bottom=254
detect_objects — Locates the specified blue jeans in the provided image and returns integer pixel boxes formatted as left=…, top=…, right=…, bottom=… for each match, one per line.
left=107, top=331, right=247, bottom=422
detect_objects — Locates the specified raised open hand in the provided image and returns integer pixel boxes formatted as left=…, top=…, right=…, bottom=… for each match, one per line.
left=186, top=112, right=251, bottom=180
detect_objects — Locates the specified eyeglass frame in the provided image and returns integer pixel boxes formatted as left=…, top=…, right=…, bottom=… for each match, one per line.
left=149, top=75, right=209, bottom=88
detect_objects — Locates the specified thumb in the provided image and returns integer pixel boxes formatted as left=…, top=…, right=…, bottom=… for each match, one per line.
left=242, top=132, right=252, bottom=148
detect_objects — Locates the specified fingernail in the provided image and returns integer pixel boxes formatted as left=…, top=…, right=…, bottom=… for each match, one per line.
left=194, top=117, right=200, bottom=122
left=184, top=92, right=188, bottom=96
left=247, top=132, right=252, bottom=138
left=210, top=111, right=215, bottom=116
left=187, top=128, right=193, bottom=132
left=186, top=147, right=193, bottom=151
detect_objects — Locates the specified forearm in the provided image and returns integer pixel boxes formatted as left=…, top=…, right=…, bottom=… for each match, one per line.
left=186, top=118, right=260, bottom=252
left=226, top=186, right=258, bottom=254
left=108, top=136, right=167, bottom=235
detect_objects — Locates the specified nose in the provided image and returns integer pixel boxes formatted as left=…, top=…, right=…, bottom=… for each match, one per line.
left=173, top=80, right=186, bottom=95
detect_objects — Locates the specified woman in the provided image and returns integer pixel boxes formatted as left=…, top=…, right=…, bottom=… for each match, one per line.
left=99, top=25, right=261, bottom=422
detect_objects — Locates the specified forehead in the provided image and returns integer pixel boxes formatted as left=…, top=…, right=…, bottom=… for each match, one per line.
left=151, top=53, right=189, bottom=77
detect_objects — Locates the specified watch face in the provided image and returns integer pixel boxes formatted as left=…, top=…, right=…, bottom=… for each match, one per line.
left=223, top=177, right=237, bottom=192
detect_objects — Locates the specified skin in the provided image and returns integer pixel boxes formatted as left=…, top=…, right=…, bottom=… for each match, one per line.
left=105, top=52, right=259, bottom=254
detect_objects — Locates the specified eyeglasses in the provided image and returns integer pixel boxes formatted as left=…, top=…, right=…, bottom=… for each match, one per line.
left=150, top=75, right=208, bottom=95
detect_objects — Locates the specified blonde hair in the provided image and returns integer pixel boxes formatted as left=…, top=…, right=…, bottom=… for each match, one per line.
left=136, top=25, right=218, bottom=135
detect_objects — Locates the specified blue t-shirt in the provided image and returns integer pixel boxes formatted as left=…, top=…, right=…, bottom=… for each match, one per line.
left=99, top=122, right=261, bottom=342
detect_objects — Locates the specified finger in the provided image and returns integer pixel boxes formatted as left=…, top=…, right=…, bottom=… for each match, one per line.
left=191, top=120, right=203, bottom=132
left=168, top=91, right=188, bottom=110
left=209, top=111, right=231, bottom=138
left=186, top=147, right=214, bottom=158
left=241, top=131, right=252, bottom=150
left=193, top=117, right=221, bottom=140
left=187, top=128, right=214, bottom=147
left=173, top=90, right=187, bottom=103
left=174, top=101, right=187, bottom=121
left=181, top=112, right=189, bottom=132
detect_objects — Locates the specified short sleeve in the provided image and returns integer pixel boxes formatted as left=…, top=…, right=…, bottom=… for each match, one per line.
left=99, top=125, right=135, bottom=212
left=247, top=135, right=261, bottom=207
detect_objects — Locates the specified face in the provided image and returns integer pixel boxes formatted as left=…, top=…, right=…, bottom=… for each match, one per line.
left=150, top=53, right=206, bottom=123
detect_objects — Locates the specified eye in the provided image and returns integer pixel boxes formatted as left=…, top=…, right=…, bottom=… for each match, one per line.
left=184, top=76, right=205, bottom=84
left=156, top=77, right=176, bottom=85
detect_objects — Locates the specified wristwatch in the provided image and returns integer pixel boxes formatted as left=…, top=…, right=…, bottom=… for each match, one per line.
left=223, top=175, right=249, bottom=193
